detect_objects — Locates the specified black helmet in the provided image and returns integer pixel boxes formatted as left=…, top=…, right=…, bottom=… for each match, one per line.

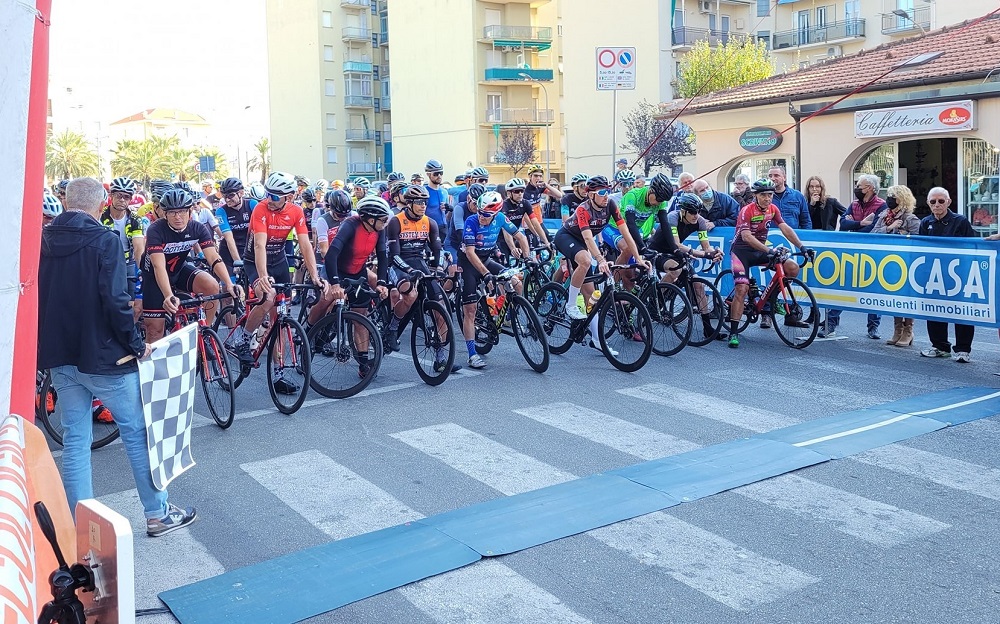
left=586, top=175, right=611, bottom=192
left=404, top=185, right=430, bottom=202
left=649, top=173, right=673, bottom=202
left=220, top=177, right=244, bottom=194
left=466, top=183, right=486, bottom=201
left=374, top=181, right=388, bottom=194
left=751, top=178, right=776, bottom=194
left=159, top=188, right=194, bottom=211
left=324, top=189, right=353, bottom=217
left=389, top=181, right=408, bottom=198
left=56, top=179, right=69, bottom=193
left=387, top=171, right=405, bottom=182
left=424, top=159, right=444, bottom=173
left=300, top=188, right=316, bottom=203
left=675, top=193, right=703, bottom=214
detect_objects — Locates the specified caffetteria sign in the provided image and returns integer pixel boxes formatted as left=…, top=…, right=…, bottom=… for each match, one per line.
left=854, top=100, right=975, bottom=138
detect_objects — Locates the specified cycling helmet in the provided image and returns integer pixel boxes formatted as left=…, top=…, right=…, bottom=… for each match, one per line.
left=294, top=175, right=311, bottom=187
left=466, top=183, right=486, bottom=201
left=374, top=181, right=388, bottom=194
left=570, top=173, right=589, bottom=185
left=615, top=169, right=636, bottom=184
left=300, top=188, right=316, bottom=203
left=247, top=182, right=266, bottom=201
left=751, top=178, right=776, bottom=194
left=332, top=179, right=344, bottom=189
left=675, top=193, right=703, bottom=214
left=220, top=177, right=244, bottom=194
left=315, top=178, right=329, bottom=191
left=356, top=195, right=393, bottom=221
left=353, top=177, right=371, bottom=189
left=150, top=181, right=173, bottom=203
left=264, top=171, right=297, bottom=196
left=43, top=193, right=63, bottom=218
left=478, top=191, right=503, bottom=216
left=387, top=171, right=405, bottom=183
left=110, top=176, right=136, bottom=194
left=55, top=179, right=69, bottom=194
left=424, top=159, right=444, bottom=173
left=470, top=166, right=489, bottom=179
left=325, top=189, right=353, bottom=217
left=403, top=185, right=430, bottom=203
left=159, top=188, right=195, bottom=211
left=586, top=175, right=611, bottom=191
left=388, top=181, right=408, bottom=198
left=505, top=178, right=527, bottom=191
left=526, top=163, right=543, bottom=175
left=649, top=173, right=673, bottom=202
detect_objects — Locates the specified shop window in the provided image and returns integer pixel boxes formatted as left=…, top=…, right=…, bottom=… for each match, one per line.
left=727, top=156, right=795, bottom=192
left=853, top=143, right=895, bottom=197
left=965, top=138, right=1000, bottom=235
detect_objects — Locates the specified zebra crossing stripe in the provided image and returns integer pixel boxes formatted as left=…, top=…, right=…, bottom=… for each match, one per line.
left=617, top=383, right=798, bottom=432
left=705, top=369, right=875, bottom=410
left=854, top=445, right=1000, bottom=502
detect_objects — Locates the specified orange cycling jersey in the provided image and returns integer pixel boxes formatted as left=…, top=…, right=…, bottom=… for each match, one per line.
left=245, top=201, right=308, bottom=265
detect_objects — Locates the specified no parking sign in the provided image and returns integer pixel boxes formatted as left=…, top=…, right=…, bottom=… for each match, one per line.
left=596, top=47, right=636, bottom=91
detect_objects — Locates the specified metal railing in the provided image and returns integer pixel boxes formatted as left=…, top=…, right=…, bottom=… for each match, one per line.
left=482, top=25, right=553, bottom=41
left=340, top=0, right=368, bottom=8
left=881, top=6, right=931, bottom=34
left=345, top=129, right=375, bottom=141
left=343, top=60, right=373, bottom=73
left=484, top=67, right=553, bottom=81
left=484, top=107, right=554, bottom=124
left=344, top=95, right=374, bottom=108
left=671, top=27, right=744, bottom=48
left=342, top=27, right=372, bottom=41
left=772, top=18, right=866, bottom=49
left=347, top=162, right=378, bottom=175
left=487, top=149, right=553, bottom=165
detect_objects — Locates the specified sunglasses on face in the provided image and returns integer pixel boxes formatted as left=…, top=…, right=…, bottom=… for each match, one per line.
left=510, top=189, right=524, bottom=194
left=928, top=199, right=947, bottom=204
left=594, top=189, right=611, bottom=196
left=410, top=200, right=427, bottom=206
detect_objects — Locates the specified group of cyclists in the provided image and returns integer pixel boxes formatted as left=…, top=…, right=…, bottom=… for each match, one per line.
left=41, top=158, right=819, bottom=407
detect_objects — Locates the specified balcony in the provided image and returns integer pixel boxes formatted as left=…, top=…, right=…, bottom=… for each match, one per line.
left=483, top=67, right=553, bottom=82
left=380, top=96, right=391, bottom=110
left=343, top=60, right=373, bottom=73
left=378, top=63, right=389, bottom=77
left=347, top=162, right=378, bottom=176
left=345, top=129, right=375, bottom=141
left=342, top=27, right=372, bottom=42
left=340, top=0, right=368, bottom=8
left=772, top=19, right=865, bottom=51
left=881, top=6, right=931, bottom=35
left=344, top=95, right=374, bottom=108
left=379, top=31, right=388, bottom=45
left=486, top=150, right=554, bottom=165
left=483, top=25, right=552, bottom=42
left=485, top=107, right=554, bottom=124
left=671, top=27, right=743, bottom=50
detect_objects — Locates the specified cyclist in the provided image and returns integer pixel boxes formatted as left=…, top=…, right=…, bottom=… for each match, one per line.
left=524, top=164, right=562, bottom=221
left=611, top=169, right=636, bottom=204
left=54, top=179, right=69, bottom=203
left=139, top=189, right=240, bottom=342
left=423, top=159, right=450, bottom=241
left=102, top=176, right=146, bottom=308
left=386, top=180, right=408, bottom=214
left=554, top=175, right=649, bottom=345
left=459, top=166, right=490, bottom=205
left=500, top=178, right=551, bottom=257
left=382, top=172, right=405, bottom=203
left=324, top=196, right=393, bottom=378
left=240, top=172, right=328, bottom=388
left=42, top=193, right=62, bottom=227
left=447, top=183, right=485, bottom=270
left=459, top=191, right=530, bottom=369
left=561, top=173, right=589, bottom=224
left=294, top=175, right=311, bottom=201
left=351, top=177, right=370, bottom=207
left=215, top=177, right=254, bottom=279
left=727, top=178, right=815, bottom=348
left=247, top=182, right=266, bottom=203
left=312, top=189, right=354, bottom=277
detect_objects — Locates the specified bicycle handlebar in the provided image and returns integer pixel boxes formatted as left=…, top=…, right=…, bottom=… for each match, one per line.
left=175, top=291, right=233, bottom=309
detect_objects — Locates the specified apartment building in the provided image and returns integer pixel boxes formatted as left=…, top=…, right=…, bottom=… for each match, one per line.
left=266, top=0, right=392, bottom=181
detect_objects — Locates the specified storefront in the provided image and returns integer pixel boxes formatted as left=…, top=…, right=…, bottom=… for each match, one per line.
left=660, top=15, right=1000, bottom=235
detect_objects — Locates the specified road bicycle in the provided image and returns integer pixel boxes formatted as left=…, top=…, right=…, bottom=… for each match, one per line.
left=34, top=370, right=120, bottom=449
left=214, top=282, right=313, bottom=414
left=170, top=292, right=237, bottom=429
left=519, top=245, right=558, bottom=302
left=661, top=249, right=727, bottom=347
left=628, top=258, right=692, bottom=357
left=470, top=266, right=550, bottom=373
left=534, top=264, right=653, bottom=372
left=714, top=248, right=820, bottom=349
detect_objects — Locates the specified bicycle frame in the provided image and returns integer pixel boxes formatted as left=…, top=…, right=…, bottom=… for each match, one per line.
left=746, top=250, right=808, bottom=313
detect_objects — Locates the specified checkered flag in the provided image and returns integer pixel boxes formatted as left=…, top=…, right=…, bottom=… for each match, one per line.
left=138, top=322, right=198, bottom=491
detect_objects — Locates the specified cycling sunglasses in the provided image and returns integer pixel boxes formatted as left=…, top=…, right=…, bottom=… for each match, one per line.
left=593, top=188, right=611, bottom=196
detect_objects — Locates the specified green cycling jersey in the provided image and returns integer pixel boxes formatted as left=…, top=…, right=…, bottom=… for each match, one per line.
left=610, top=186, right=667, bottom=238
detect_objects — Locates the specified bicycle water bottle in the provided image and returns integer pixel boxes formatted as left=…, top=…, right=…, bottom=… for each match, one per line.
left=576, top=293, right=586, bottom=314
left=587, top=290, right=602, bottom=313
left=486, top=295, right=498, bottom=315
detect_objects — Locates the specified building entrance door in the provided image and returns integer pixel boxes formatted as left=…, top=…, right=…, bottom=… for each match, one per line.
left=898, top=137, right=957, bottom=218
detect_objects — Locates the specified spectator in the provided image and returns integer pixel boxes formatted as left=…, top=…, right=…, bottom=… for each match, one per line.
left=731, top=174, right=755, bottom=207
left=767, top=166, right=811, bottom=229
left=872, top=185, right=921, bottom=347
left=667, top=172, right=696, bottom=210
left=919, top=187, right=976, bottom=362
left=38, top=177, right=197, bottom=537
left=200, top=179, right=215, bottom=201
left=615, top=158, right=628, bottom=174
left=804, top=176, right=846, bottom=231
left=822, top=173, right=888, bottom=339
left=688, top=178, right=738, bottom=230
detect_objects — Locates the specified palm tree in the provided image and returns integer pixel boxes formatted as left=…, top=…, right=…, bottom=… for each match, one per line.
left=46, top=130, right=99, bottom=180
left=193, top=146, right=231, bottom=180
left=247, top=137, right=271, bottom=183
left=164, top=146, right=195, bottom=181
left=110, top=139, right=169, bottom=188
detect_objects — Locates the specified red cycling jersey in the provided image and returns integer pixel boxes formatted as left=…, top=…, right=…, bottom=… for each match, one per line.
left=245, top=201, right=308, bottom=265
left=733, top=202, right=784, bottom=249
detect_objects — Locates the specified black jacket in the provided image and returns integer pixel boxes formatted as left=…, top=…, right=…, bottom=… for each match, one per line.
left=38, top=211, right=145, bottom=375
left=809, top=197, right=847, bottom=231
left=918, top=211, right=976, bottom=238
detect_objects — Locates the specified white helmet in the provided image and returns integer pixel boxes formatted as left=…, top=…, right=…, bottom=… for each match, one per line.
left=43, top=193, right=64, bottom=218
left=264, top=171, right=297, bottom=196
left=355, top=195, right=393, bottom=221
left=247, top=182, right=267, bottom=201
left=478, top=191, right=503, bottom=216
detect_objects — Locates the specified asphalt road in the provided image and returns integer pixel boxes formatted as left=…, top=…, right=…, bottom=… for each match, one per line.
left=59, top=312, right=1000, bottom=623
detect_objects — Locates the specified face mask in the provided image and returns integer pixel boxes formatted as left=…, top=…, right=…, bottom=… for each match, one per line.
left=854, top=187, right=866, bottom=201
left=700, top=190, right=713, bottom=203
left=886, top=196, right=898, bottom=210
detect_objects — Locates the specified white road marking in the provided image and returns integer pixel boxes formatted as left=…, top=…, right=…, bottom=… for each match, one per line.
left=617, top=383, right=799, bottom=432
left=855, top=445, right=1000, bottom=502
left=705, top=369, right=873, bottom=410
left=783, top=356, right=950, bottom=391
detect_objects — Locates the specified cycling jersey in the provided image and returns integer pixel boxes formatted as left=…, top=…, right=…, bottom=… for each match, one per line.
left=523, top=182, right=544, bottom=207
left=560, top=192, right=585, bottom=219
left=215, top=198, right=254, bottom=265
left=733, top=202, right=784, bottom=249
left=649, top=210, right=708, bottom=254
left=141, top=219, right=214, bottom=276
left=616, top=186, right=668, bottom=238
left=325, top=215, right=388, bottom=285
left=315, top=212, right=350, bottom=253
left=244, top=201, right=308, bottom=267
left=387, top=212, right=441, bottom=272
left=502, top=197, right=538, bottom=230
left=424, top=185, right=449, bottom=229
left=100, top=208, right=144, bottom=264
left=463, top=212, right=518, bottom=258
left=563, top=198, right=625, bottom=240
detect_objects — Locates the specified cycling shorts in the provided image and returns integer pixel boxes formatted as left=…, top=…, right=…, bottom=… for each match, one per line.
left=457, top=252, right=505, bottom=305
left=140, top=263, right=206, bottom=319
left=600, top=224, right=623, bottom=250
left=730, top=246, right=770, bottom=286
left=244, top=260, right=292, bottom=301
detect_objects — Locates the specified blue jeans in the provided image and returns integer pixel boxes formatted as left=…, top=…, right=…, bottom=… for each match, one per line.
left=825, top=309, right=881, bottom=332
left=50, top=365, right=168, bottom=520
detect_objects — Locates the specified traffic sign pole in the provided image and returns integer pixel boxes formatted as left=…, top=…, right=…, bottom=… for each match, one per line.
left=596, top=47, right=636, bottom=174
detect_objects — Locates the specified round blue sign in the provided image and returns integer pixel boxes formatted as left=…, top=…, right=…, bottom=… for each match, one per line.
left=619, top=51, right=632, bottom=66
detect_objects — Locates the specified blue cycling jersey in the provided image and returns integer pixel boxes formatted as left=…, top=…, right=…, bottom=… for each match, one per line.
left=424, top=185, right=448, bottom=228
left=463, top=212, right=518, bottom=256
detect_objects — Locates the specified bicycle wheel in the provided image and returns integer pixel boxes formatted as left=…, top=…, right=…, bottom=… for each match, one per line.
left=598, top=290, right=653, bottom=372
left=508, top=295, right=550, bottom=373
left=686, top=277, right=725, bottom=347
left=266, top=316, right=311, bottom=414
left=308, top=309, right=382, bottom=398
left=714, top=270, right=752, bottom=335
left=646, top=282, right=691, bottom=357
left=474, top=299, right=496, bottom=355
left=213, top=305, right=251, bottom=389
left=36, top=370, right=120, bottom=449
left=411, top=300, right=455, bottom=386
left=523, top=272, right=544, bottom=304
left=533, top=282, right=573, bottom=355
left=770, top=277, right=820, bottom=349
left=198, top=326, right=235, bottom=429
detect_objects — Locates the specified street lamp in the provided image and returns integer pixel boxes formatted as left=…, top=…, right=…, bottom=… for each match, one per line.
left=518, top=72, right=551, bottom=182
left=891, top=9, right=927, bottom=34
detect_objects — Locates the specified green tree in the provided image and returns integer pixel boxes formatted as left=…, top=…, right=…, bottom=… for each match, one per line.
left=45, top=130, right=99, bottom=180
left=164, top=146, right=195, bottom=181
left=247, top=137, right=271, bottom=183
left=110, top=139, right=169, bottom=187
left=496, top=124, right=537, bottom=176
left=191, top=146, right=230, bottom=180
left=677, top=36, right=773, bottom=98
left=620, top=100, right=693, bottom=177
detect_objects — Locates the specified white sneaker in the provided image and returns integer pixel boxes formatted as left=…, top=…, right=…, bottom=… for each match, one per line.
left=468, top=354, right=488, bottom=369
left=589, top=340, right=618, bottom=357
left=565, top=303, right=587, bottom=320
left=953, top=351, right=971, bottom=363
